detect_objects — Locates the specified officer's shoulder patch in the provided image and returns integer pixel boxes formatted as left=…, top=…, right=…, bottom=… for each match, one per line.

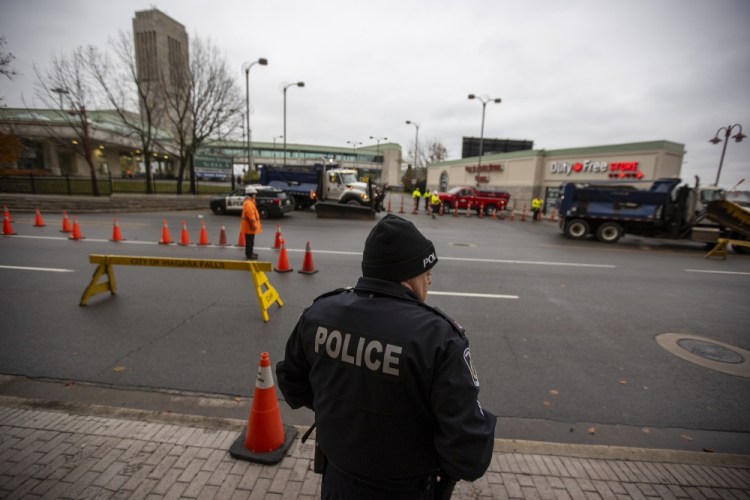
left=312, top=287, right=352, bottom=303
left=426, top=305, right=466, bottom=338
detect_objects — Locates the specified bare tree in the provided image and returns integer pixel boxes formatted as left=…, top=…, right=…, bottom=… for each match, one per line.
left=162, top=35, right=242, bottom=194
left=33, top=47, right=101, bottom=195
left=88, top=32, right=165, bottom=193
left=426, top=139, right=448, bottom=163
left=0, top=36, right=17, bottom=80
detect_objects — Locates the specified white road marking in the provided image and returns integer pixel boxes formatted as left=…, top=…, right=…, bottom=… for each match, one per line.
left=684, top=269, right=750, bottom=276
left=429, top=291, right=519, bottom=299
left=0, top=265, right=74, bottom=273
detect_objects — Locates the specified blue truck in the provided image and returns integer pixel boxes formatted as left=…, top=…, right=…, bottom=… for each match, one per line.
left=557, top=177, right=750, bottom=251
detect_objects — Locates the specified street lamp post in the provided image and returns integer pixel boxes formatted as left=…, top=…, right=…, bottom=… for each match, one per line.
left=468, top=93, right=501, bottom=187
left=242, top=58, right=268, bottom=173
left=283, top=81, right=305, bottom=168
left=51, top=87, right=69, bottom=110
left=405, top=120, right=420, bottom=170
left=273, top=135, right=283, bottom=164
left=709, top=123, right=746, bottom=186
left=347, top=140, right=362, bottom=168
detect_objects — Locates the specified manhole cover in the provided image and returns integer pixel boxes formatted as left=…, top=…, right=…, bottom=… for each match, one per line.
left=655, top=333, right=750, bottom=378
left=677, top=339, right=744, bottom=364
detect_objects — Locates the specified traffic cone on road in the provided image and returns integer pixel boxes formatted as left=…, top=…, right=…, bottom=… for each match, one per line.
left=2, top=212, right=15, bottom=235
left=479, top=203, right=485, bottom=219
left=218, top=225, right=228, bottom=246
left=520, top=206, right=527, bottom=222
left=237, top=228, right=244, bottom=247
left=399, top=197, right=405, bottom=214
left=298, top=241, right=319, bottom=275
left=110, top=218, right=124, bottom=242
left=33, top=208, right=46, bottom=227
left=69, top=216, right=84, bottom=240
left=178, top=221, right=190, bottom=246
left=159, top=219, right=173, bottom=244
left=274, top=239, right=293, bottom=273
left=509, top=210, right=516, bottom=221
left=272, top=225, right=282, bottom=250
left=549, top=210, right=557, bottom=222
left=386, top=197, right=392, bottom=213
left=198, top=220, right=210, bottom=246
left=61, top=211, right=72, bottom=233
left=229, top=352, right=297, bottom=464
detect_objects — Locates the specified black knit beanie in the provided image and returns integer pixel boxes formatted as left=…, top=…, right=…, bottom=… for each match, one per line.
left=361, top=214, right=438, bottom=282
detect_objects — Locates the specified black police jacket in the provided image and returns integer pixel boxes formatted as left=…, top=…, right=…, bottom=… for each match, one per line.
left=276, top=277, right=496, bottom=483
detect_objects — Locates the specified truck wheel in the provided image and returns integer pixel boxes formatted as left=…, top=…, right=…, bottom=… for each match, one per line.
left=258, top=206, right=270, bottom=219
left=345, top=200, right=361, bottom=206
left=211, top=203, right=226, bottom=216
left=564, top=219, right=589, bottom=240
left=442, top=202, right=452, bottom=214
left=595, top=222, right=623, bottom=243
left=485, top=204, right=497, bottom=216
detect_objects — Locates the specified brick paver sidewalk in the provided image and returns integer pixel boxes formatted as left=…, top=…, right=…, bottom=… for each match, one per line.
left=1, top=401, right=748, bottom=499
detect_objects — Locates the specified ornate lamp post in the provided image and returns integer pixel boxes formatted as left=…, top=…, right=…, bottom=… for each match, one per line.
left=241, top=58, right=268, bottom=172
left=405, top=120, right=420, bottom=169
left=282, top=81, right=305, bottom=167
left=709, top=124, right=745, bottom=186
left=468, top=94, right=501, bottom=186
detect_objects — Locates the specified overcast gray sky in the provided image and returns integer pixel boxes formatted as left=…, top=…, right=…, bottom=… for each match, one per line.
left=1, top=0, right=749, bottom=188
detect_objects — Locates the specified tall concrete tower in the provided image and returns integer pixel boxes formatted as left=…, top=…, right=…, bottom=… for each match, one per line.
left=132, top=8, right=189, bottom=131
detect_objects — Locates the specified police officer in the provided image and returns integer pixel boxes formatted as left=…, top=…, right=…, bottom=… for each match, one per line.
left=277, top=214, right=496, bottom=500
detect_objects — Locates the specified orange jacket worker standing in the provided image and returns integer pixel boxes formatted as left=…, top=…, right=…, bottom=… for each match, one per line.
left=241, top=187, right=262, bottom=260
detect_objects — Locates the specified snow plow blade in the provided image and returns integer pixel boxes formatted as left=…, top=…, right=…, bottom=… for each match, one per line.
left=315, top=202, right=376, bottom=220
left=706, top=200, right=750, bottom=238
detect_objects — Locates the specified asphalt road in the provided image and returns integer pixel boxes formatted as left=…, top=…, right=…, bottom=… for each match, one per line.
left=1, top=202, right=749, bottom=454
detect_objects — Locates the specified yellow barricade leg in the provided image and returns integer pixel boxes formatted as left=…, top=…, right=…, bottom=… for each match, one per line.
left=80, top=263, right=117, bottom=306
left=250, top=266, right=284, bottom=322
left=705, top=239, right=729, bottom=260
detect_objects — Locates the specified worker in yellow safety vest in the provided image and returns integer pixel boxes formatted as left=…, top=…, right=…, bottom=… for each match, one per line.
left=531, top=197, right=543, bottom=221
left=423, top=188, right=431, bottom=210
left=412, top=187, right=421, bottom=210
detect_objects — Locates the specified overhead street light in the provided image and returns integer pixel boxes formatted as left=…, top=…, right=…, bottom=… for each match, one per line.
left=282, top=81, right=305, bottom=168
left=709, top=123, right=745, bottom=186
left=468, top=93, right=501, bottom=187
left=242, top=58, right=268, bottom=173
left=51, top=87, right=69, bottom=110
left=405, top=121, right=420, bottom=170
left=347, top=140, right=362, bottom=167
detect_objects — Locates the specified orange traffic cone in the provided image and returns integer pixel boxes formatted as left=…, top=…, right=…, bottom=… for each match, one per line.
left=298, top=241, right=319, bottom=275
left=509, top=210, right=516, bottom=221
left=273, top=225, right=282, bottom=250
left=111, top=218, right=124, bottom=242
left=498, top=209, right=506, bottom=220
left=237, top=228, right=245, bottom=247
left=198, top=220, right=210, bottom=246
left=69, top=216, right=84, bottom=240
left=178, top=221, right=190, bottom=246
left=2, top=213, right=15, bottom=235
left=218, top=225, right=228, bottom=246
left=61, top=211, right=72, bottom=233
left=479, top=203, right=485, bottom=219
left=34, top=208, right=46, bottom=227
left=466, top=202, right=472, bottom=217
left=520, top=206, right=527, bottom=222
left=386, top=197, right=392, bottom=213
left=549, top=210, right=557, bottom=222
left=229, top=352, right=297, bottom=464
left=274, top=239, right=293, bottom=273
left=159, top=219, right=173, bottom=244
left=399, top=197, right=405, bottom=214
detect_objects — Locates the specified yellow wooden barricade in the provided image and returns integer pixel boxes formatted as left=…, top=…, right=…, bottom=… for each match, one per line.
left=80, top=254, right=283, bottom=322
left=705, top=238, right=750, bottom=260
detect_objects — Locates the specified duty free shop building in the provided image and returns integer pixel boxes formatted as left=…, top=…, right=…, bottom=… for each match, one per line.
left=426, top=140, right=685, bottom=212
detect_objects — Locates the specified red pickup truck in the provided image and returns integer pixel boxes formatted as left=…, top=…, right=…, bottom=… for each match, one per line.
left=437, top=186, right=511, bottom=215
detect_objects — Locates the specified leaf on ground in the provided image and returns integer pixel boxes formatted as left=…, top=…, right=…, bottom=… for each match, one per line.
left=587, top=427, right=596, bottom=435
left=618, top=379, right=628, bottom=385
left=642, top=427, right=651, bottom=434
left=549, top=389, right=559, bottom=396
left=112, top=366, right=126, bottom=373
left=680, top=434, right=694, bottom=442
left=543, top=400, right=552, bottom=407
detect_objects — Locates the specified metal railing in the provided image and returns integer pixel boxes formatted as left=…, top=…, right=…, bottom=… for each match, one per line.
left=0, top=173, right=237, bottom=196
